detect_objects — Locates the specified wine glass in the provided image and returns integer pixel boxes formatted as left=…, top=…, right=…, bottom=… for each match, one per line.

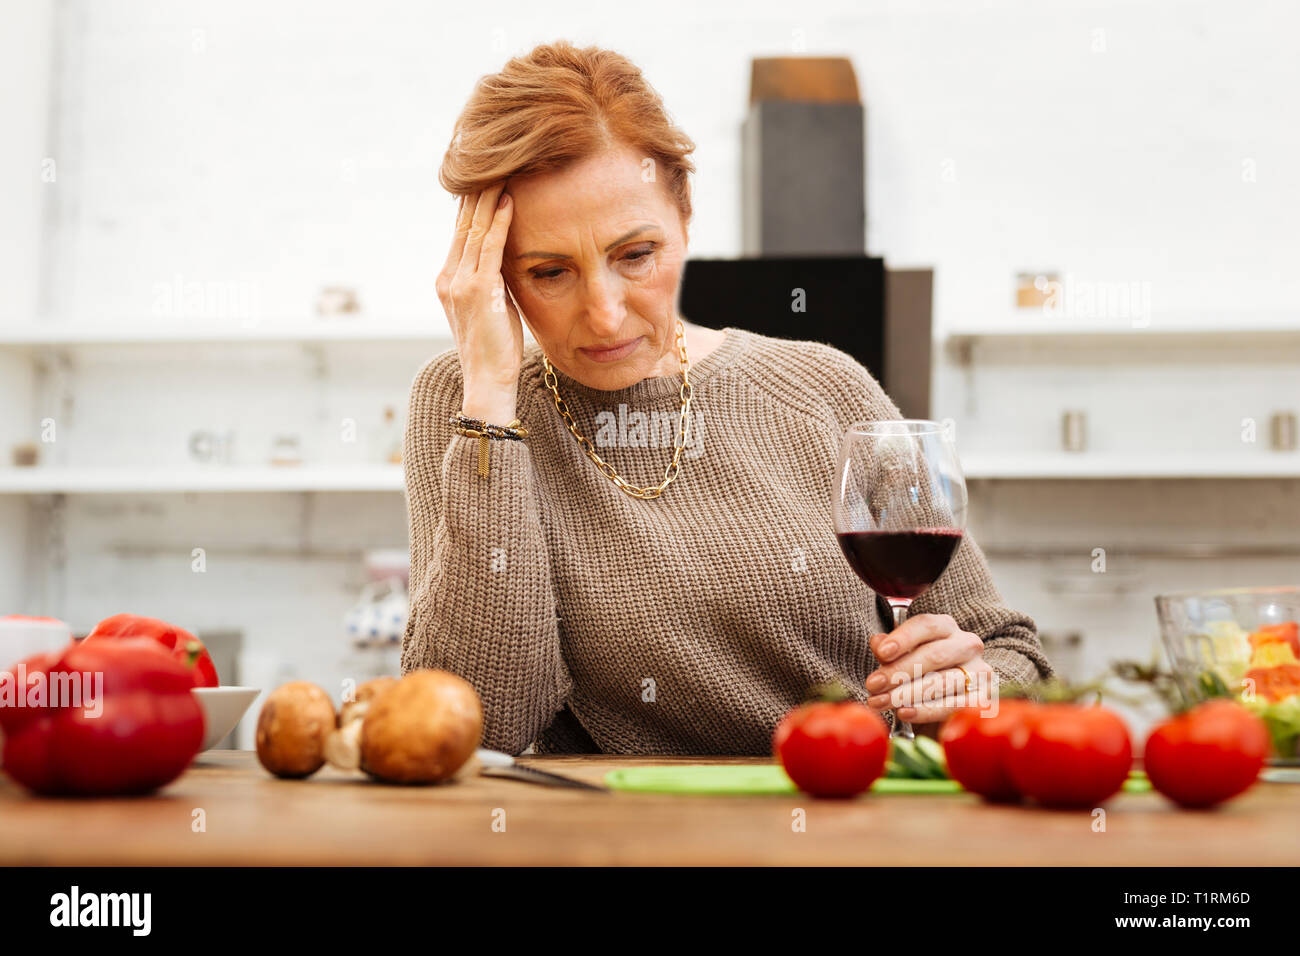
left=833, top=420, right=969, bottom=739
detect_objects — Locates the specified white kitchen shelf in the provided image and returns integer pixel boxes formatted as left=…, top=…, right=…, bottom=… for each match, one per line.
left=0, top=465, right=406, bottom=494
left=943, top=318, right=1300, bottom=347
left=961, top=453, right=1300, bottom=479
left=3, top=456, right=1296, bottom=492
left=0, top=322, right=455, bottom=349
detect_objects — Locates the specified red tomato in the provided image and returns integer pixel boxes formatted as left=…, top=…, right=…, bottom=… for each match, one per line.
left=939, top=698, right=1038, bottom=802
left=0, top=638, right=205, bottom=795
left=1006, top=703, right=1132, bottom=808
left=84, top=613, right=219, bottom=688
left=773, top=700, right=889, bottom=798
left=1143, top=699, right=1270, bottom=808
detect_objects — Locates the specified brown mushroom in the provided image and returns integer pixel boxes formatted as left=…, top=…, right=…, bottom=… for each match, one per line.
left=255, top=681, right=337, bottom=778
left=324, top=677, right=398, bottom=771
left=359, top=669, right=483, bottom=784
left=340, top=676, right=398, bottom=726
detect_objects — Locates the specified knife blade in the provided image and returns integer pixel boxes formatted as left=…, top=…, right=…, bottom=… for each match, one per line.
left=475, top=748, right=608, bottom=792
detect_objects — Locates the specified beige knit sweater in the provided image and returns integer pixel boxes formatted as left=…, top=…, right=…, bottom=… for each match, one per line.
left=401, top=326, right=1054, bottom=755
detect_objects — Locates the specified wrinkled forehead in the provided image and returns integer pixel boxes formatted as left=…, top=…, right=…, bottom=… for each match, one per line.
left=505, top=153, right=675, bottom=250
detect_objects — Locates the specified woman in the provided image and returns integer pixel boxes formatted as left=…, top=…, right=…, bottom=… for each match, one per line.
left=402, top=40, right=1053, bottom=755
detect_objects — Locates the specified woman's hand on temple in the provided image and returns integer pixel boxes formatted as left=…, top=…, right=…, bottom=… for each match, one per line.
left=436, top=182, right=524, bottom=423
left=863, top=613, right=994, bottom=725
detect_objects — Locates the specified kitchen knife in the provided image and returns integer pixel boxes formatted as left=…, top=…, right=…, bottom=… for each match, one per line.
left=474, top=748, right=609, bottom=792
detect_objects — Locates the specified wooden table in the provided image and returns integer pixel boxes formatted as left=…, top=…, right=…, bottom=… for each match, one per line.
left=1, top=752, right=1297, bottom=865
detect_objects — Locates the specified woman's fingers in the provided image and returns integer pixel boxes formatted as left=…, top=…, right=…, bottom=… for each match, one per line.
left=437, top=195, right=471, bottom=325
left=873, top=658, right=993, bottom=717
left=868, top=658, right=995, bottom=719
left=441, top=184, right=509, bottom=286
left=870, top=613, right=959, bottom=664
left=436, top=181, right=526, bottom=395
left=867, top=625, right=983, bottom=694
left=894, top=691, right=967, bottom=724
left=476, top=189, right=512, bottom=281
left=439, top=195, right=470, bottom=286
left=460, top=182, right=507, bottom=275
left=895, top=659, right=997, bottom=723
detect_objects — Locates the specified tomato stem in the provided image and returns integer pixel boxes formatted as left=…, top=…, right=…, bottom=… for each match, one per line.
left=1109, top=658, right=1233, bottom=715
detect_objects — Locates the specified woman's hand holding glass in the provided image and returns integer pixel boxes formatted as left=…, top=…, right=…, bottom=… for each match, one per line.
left=864, top=613, right=994, bottom=726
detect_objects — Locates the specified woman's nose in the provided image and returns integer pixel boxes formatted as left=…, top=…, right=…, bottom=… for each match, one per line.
left=581, top=272, right=625, bottom=333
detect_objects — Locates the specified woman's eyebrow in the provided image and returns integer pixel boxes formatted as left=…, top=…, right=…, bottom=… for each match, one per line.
left=515, top=224, right=659, bottom=260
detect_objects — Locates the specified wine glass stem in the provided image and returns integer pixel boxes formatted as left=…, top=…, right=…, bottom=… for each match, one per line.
left=887, top=600, right=915, bottom=740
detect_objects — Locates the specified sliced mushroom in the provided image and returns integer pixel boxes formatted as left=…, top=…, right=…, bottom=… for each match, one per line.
left=325, top=677, right=399, bottom=770
left=324, top=716, right=365, bottom=770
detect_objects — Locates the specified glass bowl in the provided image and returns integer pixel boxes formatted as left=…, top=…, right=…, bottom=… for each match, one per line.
left=1155, top=586, right=1300, bottom=766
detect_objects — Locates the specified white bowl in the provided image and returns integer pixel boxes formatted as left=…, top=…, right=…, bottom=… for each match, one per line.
left=192, top=686, right=261, bottom=751
left=0, top=615, right=72, bottom=666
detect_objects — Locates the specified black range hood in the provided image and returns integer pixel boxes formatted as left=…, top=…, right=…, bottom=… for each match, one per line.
left=679, top=56, right=932, bottom=420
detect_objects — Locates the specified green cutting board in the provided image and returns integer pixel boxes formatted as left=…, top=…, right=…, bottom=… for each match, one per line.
left=603, top=764, right=1152, bottom=796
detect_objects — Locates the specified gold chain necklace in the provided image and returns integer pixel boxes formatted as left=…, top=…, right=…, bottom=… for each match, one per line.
left=542, top=319, right=693, bottom=499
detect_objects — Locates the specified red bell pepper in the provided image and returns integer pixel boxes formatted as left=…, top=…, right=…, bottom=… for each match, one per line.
left=83, top=613, right=220, bottom=688
left=0, top=637, right=205, bottom=795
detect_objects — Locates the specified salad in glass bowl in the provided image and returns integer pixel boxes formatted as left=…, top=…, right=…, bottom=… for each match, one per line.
left=1155, top=586, right=1300, bottom=766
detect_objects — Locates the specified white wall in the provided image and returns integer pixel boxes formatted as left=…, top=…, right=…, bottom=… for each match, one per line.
left=0, top=1, right=54, bottom=616
left=0, top=0, right=54, bottom=324
left=41, top=0, right=1300, bottom=328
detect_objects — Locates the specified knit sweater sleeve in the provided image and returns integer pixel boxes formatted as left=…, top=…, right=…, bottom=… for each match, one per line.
left=400, top=349, right=574, bottom=754
left=811, top=343, right=1056, bottom=688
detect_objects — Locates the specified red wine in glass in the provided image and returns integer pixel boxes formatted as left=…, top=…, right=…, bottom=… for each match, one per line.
left=836, top=529, right=964, bottom=601
left=833, top=420, right=968, bottom=739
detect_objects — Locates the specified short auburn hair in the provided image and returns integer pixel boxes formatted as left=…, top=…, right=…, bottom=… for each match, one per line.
left=439, top=41, right=697, bottom=227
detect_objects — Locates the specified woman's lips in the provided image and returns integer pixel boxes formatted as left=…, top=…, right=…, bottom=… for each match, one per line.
left=580, top=336, right=642, bottom=363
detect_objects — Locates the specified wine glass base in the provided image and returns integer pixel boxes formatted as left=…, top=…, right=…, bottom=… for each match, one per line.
left=889, top=715, right=916, bottom=740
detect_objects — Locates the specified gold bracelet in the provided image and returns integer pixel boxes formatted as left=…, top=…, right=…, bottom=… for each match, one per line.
left=453, top=418, right=525, bottom=477
left=449, top=414, right=529, bottom=441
